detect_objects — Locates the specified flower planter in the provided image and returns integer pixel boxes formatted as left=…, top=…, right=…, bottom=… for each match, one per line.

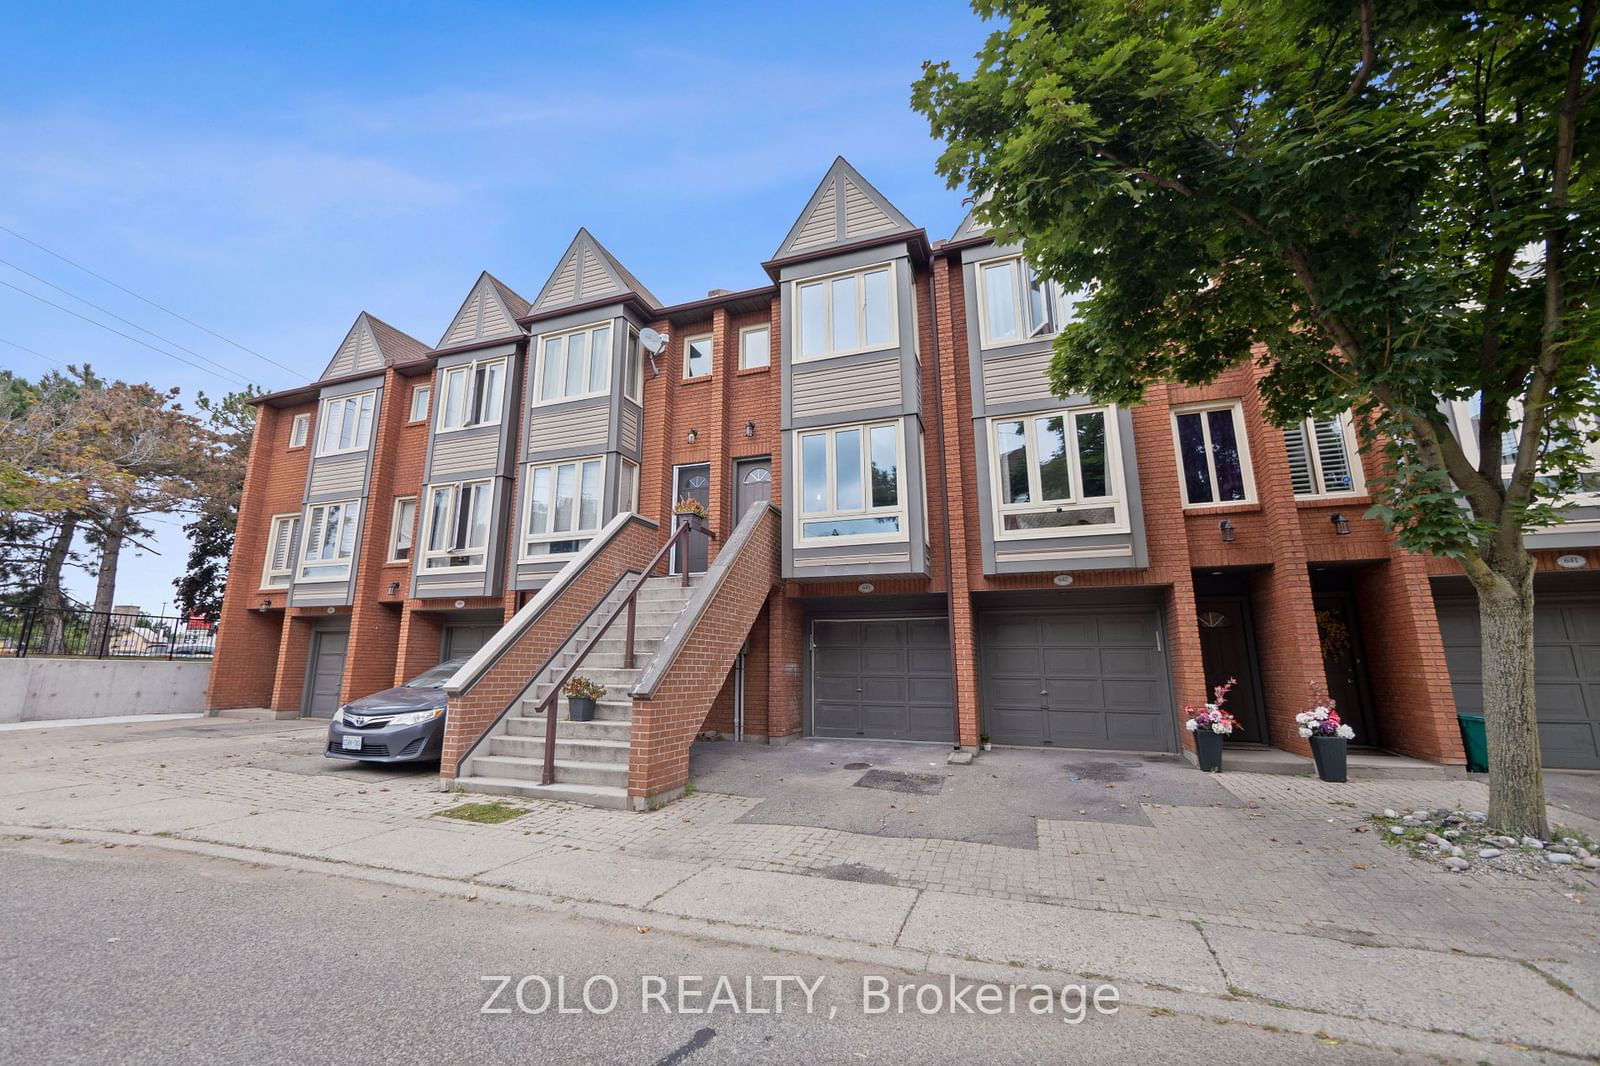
left=675, top=513, right=709, bottom=535
left=1194, top=730, right=1224, bottom=773
left=567, top=696, right=596, bottom=722
left=1309, top=734, right=1348, bottom=782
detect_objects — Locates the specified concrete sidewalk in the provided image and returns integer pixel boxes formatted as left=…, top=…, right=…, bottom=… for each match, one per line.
left=4, top=717, right=1599, bottom=1062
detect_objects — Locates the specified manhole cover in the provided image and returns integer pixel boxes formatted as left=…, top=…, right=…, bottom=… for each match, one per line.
left=843, top=762, right=871, bottom=770
left=854, top=769, right=944, bottom=796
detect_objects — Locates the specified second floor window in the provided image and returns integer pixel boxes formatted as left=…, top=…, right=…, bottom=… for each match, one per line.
left=795, top=263, right=895, bottom=360
left=990, top=406, right=1124, bottom=535
left=740, top=325, right=770, bottom=369
left=299, top=500, right=360, bottom=582
left=408, top=384, right=431, bottom=423
left=388, top=496, right=417, bottom=562
left=683, top=335, right=713, bottom=379
left=536, top=323, right=611, bottom=404
left=1283, top=416, right=1362, bottom=497
left=260, top=513, right=300, bottom=589
left=422, top=480, right=493, bottom=570
left=625, top=328, right=644, bottom=402
left=977, top=256, right=1079, bottom=347
left=1173, top=402, right=1255, bottom=506
left=797, top=421, right=904, bottom=541
left=522, top=456, right=604, bottom=558
left=316, top=391, right=376, bottom=456
left=288, top=413, right=310, bottom=449
left=437, top=359, right=506, bottom=431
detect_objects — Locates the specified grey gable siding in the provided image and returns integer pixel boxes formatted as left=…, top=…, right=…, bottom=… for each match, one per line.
left=960, top=240, right=1150, bottom=576
left=289, top=374, right=384, bottom=608
left=778, top=241, right=932, bottom=580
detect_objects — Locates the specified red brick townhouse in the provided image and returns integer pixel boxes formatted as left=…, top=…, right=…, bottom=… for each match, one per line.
left=209, top=156, right=1600, bottom=807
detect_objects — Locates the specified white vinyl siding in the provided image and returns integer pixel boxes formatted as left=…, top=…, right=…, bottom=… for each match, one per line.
left=288, top=414, right=310, bottom=449
left=534, top=322, right=612, bottom=404
left=988, top=406, right=1127, bottom=538
left=976, top=256, right=1081, bottom=348
left=315, top=392, right=376, bottom=456
left=436, top=358, right=506, bottom=431
left=260, top=514, right=300, bottom=589
left=421, top=480, right=493, bottom=571
left=388, top=496, right=417, bottom=563
left=520, top=455, right=605, bottom=559
left=683, top=334, right=713, bottom=380
left=1283, top=416, right=1363, bottom=497
left=298, top=501, right=360, bottom=582
left=408, top=384, right=431, bottom=423
left=794, top=263, right=896, bottom=361
left=795, top=420, right=906, bottom=544
left=739, top=325, right=770, bottom=370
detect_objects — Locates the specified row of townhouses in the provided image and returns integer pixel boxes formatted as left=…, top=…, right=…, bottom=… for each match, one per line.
left=208, top=157, right=1600, bottom=808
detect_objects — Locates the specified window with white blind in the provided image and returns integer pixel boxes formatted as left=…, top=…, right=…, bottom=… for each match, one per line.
left=288, top=414, right=310, bottom=449
left=535, top=322, right=612, bottom=404
left=1282, top=416, right=1363, bottom=497
left=298, top=501, right=360, bottom=582
left=988, top=406, right=1126, bottom=537
left=315, top=391, right=376, bottom=456
left=421, top=481, right=493, bottom=570
left=437, top=359, right=506, bottom=431
left=388, top=496, right=417, bottom=562
left=521, top=456, right=605, bottom=558
left=260, top=514, right=300, bottom=588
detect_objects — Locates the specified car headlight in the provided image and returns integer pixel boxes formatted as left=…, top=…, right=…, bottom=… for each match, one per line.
left=333, top=706, right=350, bottom=724
left=390, top=707, right=445, bottom=727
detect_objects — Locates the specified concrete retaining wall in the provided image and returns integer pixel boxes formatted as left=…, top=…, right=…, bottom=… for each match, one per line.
left=0, top=658, right=212, bottom=724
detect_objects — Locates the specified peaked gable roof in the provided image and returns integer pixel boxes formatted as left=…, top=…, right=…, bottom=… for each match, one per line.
left=951, top=205, right=992, bottom=243
left=320, top=312, right=431, bottom=380
left=437, top=271, right=530, bottom=349
left=771, top=156, right=918, bottom=262
left=530, top=229, right=660, bottom=316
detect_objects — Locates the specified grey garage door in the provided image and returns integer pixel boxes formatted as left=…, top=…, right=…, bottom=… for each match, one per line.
left=979, top=609, right=1175, bottom=751
left=811, top=617, right=954, bottom=742
left=304, top=629, right=349, bottom=719
left=444, top=624, right=498, bottom=661
left=1435, top=598, right=1600, bottom=770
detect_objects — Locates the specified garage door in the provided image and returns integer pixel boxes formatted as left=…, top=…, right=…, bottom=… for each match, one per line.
left=811, top=617, right=953, bottom=742
left=444, top=624, right=498, bottom=661
left=1436, top=598, right=1600, bottom=770
left=979, top=609, right=1174, bottom=751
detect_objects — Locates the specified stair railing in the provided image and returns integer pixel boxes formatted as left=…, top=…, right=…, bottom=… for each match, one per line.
left=536, top=517, right=713, bottom=785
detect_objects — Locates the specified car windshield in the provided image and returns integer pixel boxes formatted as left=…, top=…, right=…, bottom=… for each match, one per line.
left=403, top=658, right=469, bottom=689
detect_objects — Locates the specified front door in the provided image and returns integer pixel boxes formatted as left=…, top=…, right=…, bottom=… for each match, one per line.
left=1313, top=593, right=1380, bottom=746
left=734, top=457, right=772, bottom=520
left=672, top=464, right=711, bottom=575
left=305, top=629, right=349, bottom=718
left=1195, top=596, right=1269, bottom=743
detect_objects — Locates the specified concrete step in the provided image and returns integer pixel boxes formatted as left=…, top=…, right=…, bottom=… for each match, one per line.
left=489, top=734, right=630, bottom=764
left=520, top=696, right=633, bottom=722
left=471, top=754, right=628, bottom=789
left=453, top=775, right=630, bottom=810
left=505, top=715, right=631, bottom=741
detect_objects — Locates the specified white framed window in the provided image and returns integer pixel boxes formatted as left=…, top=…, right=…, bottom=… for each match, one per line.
left=436, top=358, right=506, bottom=431
left=976, top=255, right=1081, bottom=347
left=1283, top=415, right=1364, bottom=498
left=621, top=458, right=640, bottom=514
left=535, top=322, right=612, bottom=404
left=288, top=413, right=310, bottom=449
left=1171, top=402, right=1256, bottom=506
left=1447, top=396, right=1600, bottom=507
left=388, top=496, right=417, bottom=563
left=521, top=456, right=605, bottom=559
left=408, top=384, right=431, bottom=423
left=683, top=334, right=713, bottom=380
left=298, top=501, right=360, bottom=582
left=795, top=420, right=906, bottom=543
left=315, top=391, right=376, bottom=456
left=421, top=480, right=494, bottom=571
left=739, top=325, right=770, bottom=370
left=260, top=513, right=300, bottom=589
left=625, top=327, right=644, bottom=403
left=794, top=262, right=896, bottom=361
left=988, top=406, right=1127, bottom=538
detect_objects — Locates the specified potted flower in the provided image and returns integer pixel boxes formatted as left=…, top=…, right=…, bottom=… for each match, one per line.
left=1296, top=687, right=1355, bottom=782
left=563, top=676, right=606, bottom=722
left=673, top=496, right=709, bottom=535
left=980, top=733, right=992, bottom=752
left=1185, top=678, right=1240, bottom=772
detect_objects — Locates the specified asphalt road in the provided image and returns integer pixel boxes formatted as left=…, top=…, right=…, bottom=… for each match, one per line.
left=0, top=837, right=1432, bottom=1065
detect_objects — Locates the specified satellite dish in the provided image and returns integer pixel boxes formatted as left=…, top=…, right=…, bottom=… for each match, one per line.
left=638, top=327, right=668, bottom=377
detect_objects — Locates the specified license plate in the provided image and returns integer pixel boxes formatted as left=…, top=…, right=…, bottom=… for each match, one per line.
left=341, top=735, right=362, bottom=751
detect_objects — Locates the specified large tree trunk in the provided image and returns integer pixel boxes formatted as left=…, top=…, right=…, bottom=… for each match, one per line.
left=87, top=508, right=129, bottom=657
left=1469, top=548, right=1548, bottom=839
left=34, top=513, right=78, bottom=655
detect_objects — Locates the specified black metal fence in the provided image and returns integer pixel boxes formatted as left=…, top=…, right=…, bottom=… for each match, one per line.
left=0, top=606, right=216, bottom=660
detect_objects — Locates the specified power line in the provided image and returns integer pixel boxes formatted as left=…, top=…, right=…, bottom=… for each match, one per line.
left=0, top=257, right=274, bottom=388
left=0, top=223, right=303, bottom=378
left=0, top=335, right=73, bottom=369
left=0, top=278, right=256, bottom=389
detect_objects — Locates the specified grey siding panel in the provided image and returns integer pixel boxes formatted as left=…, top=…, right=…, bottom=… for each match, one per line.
left=620, top=404, right=641, bottom=455
left=792, top=357, right=901, bottom=420
left=289, top=583, right=348, bottom=607
left=430, top=431, right=499, bottom=478
left=982, top=348, right=1056, bottom=406
left=790, top=180, right=838, bottom=251
left=526, top=403, right=609, bottom=456
left=307, top=453, right=367, bottom=498
left=842, top=177, right=897, bottom=239
left=415, top=575, right=488, bottom=596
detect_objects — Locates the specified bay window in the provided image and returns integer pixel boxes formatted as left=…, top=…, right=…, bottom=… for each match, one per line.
left=1283, top=416, right=1362, bottom=497
left=422, top=480, right=493, bottom=570
left=989, top=406, right=1125, bottom=536
left=299, top=501, right=360, bottom=582
left=1172, top=402, right=1255, bottom=506
left=315, top=391, right=375, bottom=456
left=437, top=358, right=506, bottom=431
left=521, top=456, right=605, bottom=558
left=536, top=323, right=612, bottom=404
left=795, top=264, right=895, bottom=360
left=977, top=256, right=1081, bottom=347
left=796, top=421, right=904, bottom=541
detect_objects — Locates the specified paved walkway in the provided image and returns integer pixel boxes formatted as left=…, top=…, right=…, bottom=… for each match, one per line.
left=5, top=718, right=1599, bottom=1062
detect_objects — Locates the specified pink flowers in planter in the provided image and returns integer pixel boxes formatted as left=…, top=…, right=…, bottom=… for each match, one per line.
left=1185, top=678, right=1241, bottom=735
left=1296, top=693, right=1355, bottom=740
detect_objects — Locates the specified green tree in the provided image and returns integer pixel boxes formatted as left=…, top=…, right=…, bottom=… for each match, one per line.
left=915, top=0, right=1598, bottom=836
left=174, top=388, right=258, bottom=620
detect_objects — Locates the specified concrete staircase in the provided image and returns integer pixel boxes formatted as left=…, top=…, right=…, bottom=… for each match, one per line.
left=454, top=576, right=696, bottom=809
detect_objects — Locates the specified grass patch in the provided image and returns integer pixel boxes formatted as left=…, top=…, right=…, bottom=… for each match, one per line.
left=435, top=801, right=527, bottom=825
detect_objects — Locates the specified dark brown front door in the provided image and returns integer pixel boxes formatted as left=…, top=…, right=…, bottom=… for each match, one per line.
left=1314, top=592, right=1380, bottom=746
left=1195, top=596, right=1268, bottom=743
left=672, top=464, right=711, bottom=575
left=735, top=457, right=772, bottom=520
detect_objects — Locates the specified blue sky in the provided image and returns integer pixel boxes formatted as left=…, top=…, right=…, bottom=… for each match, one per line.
left=0, top=1, right=990, bottom=612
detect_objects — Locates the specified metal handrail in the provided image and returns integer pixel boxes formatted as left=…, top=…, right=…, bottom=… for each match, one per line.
left=538, top=517, right=714, bottom=785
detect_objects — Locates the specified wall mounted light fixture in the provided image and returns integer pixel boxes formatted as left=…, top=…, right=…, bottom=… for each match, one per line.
left=258, top=600, right=271, bottom=613
left=387, top=581, right=401, bottom=595
left=687, top=428, right=698, bottom=444
left=745, top=420, right=756, bottom=438
left=1219, top=520, right=1236, bottom=543
left=1330, top=512, right=1351, bottom=535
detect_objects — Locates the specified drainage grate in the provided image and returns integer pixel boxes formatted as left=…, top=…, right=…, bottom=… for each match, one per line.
left=853, top=769, right=944, bottom=795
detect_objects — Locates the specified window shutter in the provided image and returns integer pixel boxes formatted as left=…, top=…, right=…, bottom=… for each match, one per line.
left=305, top=509, right=324, bottom=560
left=1282, top=424, right=1315, bottom=495
left=272, top=519, right=293, bottom=571
left=1313, top=418, right=1353, bottom=492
